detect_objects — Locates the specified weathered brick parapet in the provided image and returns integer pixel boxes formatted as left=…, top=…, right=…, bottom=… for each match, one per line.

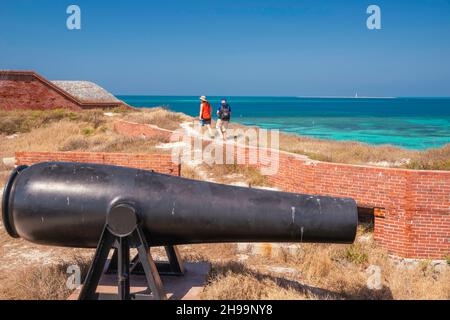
left=15, top=151, right=180, bottom=176
left=262, top=152, right=450, bottom=259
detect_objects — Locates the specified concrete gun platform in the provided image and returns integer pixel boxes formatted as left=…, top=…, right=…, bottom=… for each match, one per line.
left=68, top=262, right=210, bottom=300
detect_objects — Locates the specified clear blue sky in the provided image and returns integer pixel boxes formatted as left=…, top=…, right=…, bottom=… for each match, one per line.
left=1, top=0, right=449, bottom=96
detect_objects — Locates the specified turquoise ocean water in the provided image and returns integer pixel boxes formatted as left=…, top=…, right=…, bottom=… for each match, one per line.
left=118, top=96, right=450, bottom=150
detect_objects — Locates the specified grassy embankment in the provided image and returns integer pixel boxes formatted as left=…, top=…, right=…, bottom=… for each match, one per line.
left=1, top=108, right=449, bottom=177
left=0, top=107, right=187, bottom=155
left=278, top=133, right=450, bottom=171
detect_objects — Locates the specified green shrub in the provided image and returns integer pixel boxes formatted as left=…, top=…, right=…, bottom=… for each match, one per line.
left=345, top=244, right=369, bottom=265
left=0, top=115, right=27, bottom=134
left=113, top=105, right=132, bottom=114
left=445, top=255, right=450, bottom=266
left=67, top=112, right=79, bottom=121
left=81, top=127, right=95, bottom=136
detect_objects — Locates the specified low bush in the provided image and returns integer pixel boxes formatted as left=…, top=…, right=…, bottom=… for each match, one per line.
left=0, top=256, right=90, bottom=300
left=59, top=136, right=89, bottom=151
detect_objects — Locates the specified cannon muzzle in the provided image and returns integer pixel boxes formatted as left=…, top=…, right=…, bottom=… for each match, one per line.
left=2, top=162, right=358, bottom=248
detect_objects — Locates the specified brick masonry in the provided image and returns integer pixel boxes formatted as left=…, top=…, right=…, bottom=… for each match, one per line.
left=15, top=151, right=181, bottom=177
left=0, top=71, right=126, bottom=110
left=114, top=120, right=450, bottom=259
left=264, top=152, right=450, bottom=259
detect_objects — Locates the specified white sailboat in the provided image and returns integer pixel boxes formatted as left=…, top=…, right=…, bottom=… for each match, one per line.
left=355, top=92, right=358, bottom=99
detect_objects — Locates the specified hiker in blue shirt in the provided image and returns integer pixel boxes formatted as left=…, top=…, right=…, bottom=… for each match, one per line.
left=216, top=99, right=232, bottom=140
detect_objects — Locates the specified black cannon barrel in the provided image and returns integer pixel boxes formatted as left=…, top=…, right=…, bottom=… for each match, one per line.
left=2, top=162, right=358, bottom=248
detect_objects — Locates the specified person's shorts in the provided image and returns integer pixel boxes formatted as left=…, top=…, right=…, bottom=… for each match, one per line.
left=201, top=119, right=211, bottom=126
left=216, top=119, right=229, bottom=131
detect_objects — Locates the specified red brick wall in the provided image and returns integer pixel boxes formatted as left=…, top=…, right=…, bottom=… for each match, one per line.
left=260, top=152, right=450, bottom=259
left=111, top=120, right=450, bottom=259
left=0, top=71, right=126, bottom=110
left=15, top=151, right=180, bottom=176
left=0, top=78, right=82, bottom=111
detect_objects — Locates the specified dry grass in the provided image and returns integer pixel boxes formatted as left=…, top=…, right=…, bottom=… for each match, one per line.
left=0, top=109, right=107, bottom=135
left=1, top=121, right=83, bottom=155
left=281, top=230, right=449, bottom=300
left=58, top=133, right=170, bottom=154
left=278, top=133, right=415, bottom=166
left=268, top=129, right=449, bottom=171
left=180, top=165, right=205, bottom=181
left=202, top=263, right=312, bottom=300
left=406, top=144, right=450, bottom=170
left=201, top=164, right=269, bottom=187
left=195, top=228, right=450, bottom=300
left=0, top=110, right=171, bottom=159
left=180, top=161, right=271, bottom=187
left=122, top=107, right=191, bottom=131
left=0, top=255, right=91, bottom=300
left=0, top=161, right=12, bottom=186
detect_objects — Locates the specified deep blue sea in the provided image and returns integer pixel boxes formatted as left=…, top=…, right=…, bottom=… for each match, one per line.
left=118, top=96, right=450, bottom=150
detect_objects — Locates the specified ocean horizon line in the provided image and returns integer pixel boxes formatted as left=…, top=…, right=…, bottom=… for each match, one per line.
left=116, top=95, right=450, bottom=99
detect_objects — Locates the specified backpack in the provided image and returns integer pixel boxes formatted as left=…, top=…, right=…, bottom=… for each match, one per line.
left=220, top=105, right=231, bottom=120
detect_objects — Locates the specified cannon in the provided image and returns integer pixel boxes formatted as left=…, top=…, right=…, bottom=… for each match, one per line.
left=2, top=162, right=358, bottom=300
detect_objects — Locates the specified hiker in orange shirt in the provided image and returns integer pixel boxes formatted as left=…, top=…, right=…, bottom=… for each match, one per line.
left=199, top=96, right=214, bottom=137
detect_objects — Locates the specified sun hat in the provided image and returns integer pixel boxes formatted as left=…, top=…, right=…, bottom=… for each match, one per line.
left=200, top=96, right=207, bottom=102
